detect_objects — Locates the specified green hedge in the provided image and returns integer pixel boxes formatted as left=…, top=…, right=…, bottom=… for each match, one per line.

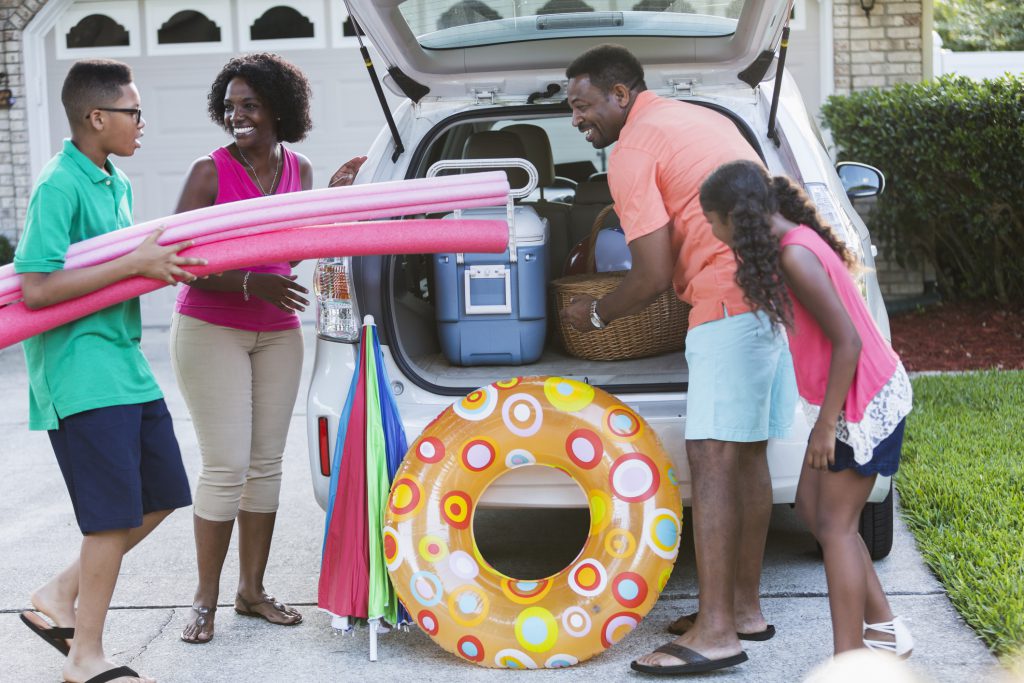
left=0, top=234, right=13, bottom=267
left=820, top=74, right=1024, bottom=303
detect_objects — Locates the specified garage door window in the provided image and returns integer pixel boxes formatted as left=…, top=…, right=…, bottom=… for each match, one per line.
left=56, top=1, right=140, bottom=59
left=146, top=1, right=233, bottom=55
left=239, top=0, right=326, bottom=50
left=158, top=11, right=220, bottom=43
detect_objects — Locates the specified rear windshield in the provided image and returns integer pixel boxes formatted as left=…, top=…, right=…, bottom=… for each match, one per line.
left=399, top=0, right=745, bottom=49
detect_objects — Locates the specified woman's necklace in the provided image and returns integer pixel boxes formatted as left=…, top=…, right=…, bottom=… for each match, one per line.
left=237, top=143, right=281, bottom=196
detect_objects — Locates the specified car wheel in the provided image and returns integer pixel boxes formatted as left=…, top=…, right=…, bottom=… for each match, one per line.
left=859, top=481, right=894, bottom=560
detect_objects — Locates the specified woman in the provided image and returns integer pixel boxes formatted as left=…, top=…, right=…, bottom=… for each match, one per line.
left=172, top=52, right=365, bottom=644
left=699, top=160, right=914, bottom=659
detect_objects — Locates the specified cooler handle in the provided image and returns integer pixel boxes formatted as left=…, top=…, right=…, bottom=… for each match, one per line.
left=464, top=264, right=512, bottom=315
left=426, top=158, right=539, bottom=265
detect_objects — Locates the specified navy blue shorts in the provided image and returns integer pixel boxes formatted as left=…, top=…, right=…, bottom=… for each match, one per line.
left=829, top=418, right=906, bottom=477
left=48, top=399, right=192, bottom=534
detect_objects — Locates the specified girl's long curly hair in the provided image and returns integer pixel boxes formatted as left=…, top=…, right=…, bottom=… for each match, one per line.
left=700, top=160, right=860, bottom=328
left=207, top=52, right=312, bottom=143
left=700, top=160, right=791, bottom=328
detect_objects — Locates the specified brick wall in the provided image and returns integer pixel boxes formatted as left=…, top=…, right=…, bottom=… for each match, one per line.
left=1, top=0, right=44, bottom=246
left=832, top=0, right=925, bottom=93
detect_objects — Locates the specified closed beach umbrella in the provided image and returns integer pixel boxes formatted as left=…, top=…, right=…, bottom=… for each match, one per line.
left=319, top=328, right=370, bottom=620
left=319, top=315, right=409, bottom=658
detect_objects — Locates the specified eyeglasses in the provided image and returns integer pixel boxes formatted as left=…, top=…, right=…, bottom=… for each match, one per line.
left=89, top=108, right=143, bottom=124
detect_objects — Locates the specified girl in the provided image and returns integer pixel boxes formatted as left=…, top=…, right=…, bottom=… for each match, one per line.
left=699, top=160, right=914, bottom=658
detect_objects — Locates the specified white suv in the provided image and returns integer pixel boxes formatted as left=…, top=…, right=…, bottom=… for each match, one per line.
left=305, top=0, right=896, bottom=558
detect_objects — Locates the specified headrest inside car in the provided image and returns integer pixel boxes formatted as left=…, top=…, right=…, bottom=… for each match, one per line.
left=573, top=179, right=613, bottom=205
left=502, top=124, right=555, bottom=188
left=462, top=130, right=529, bottom=190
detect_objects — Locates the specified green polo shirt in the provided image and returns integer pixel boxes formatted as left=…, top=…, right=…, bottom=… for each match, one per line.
left=14, top=139, right=162, bottom=431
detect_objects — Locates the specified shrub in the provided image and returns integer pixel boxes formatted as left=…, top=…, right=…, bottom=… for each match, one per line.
left=0, top=234, right=13, bottom=266
left=820, top=74, right=1024, bottom=303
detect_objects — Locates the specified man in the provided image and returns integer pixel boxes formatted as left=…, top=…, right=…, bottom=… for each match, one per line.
left=561, top=44, right=796, bottom=674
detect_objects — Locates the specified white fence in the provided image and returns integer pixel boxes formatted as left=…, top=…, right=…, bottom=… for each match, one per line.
left=932, top=31, right=1024, bottom=79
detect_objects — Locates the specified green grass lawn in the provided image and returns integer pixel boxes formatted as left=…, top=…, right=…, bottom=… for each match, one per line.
left=898, top=371, right=1024, bottom=661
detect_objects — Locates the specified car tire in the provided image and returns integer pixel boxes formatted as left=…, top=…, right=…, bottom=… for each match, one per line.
left=859, top=481, right=894, bottom=560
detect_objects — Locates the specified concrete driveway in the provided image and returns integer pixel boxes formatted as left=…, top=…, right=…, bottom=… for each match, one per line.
left=0, top=324, right=1001, bottom=682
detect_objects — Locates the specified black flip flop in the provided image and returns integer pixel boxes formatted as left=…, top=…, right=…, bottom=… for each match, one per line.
left=667, top=611, right=776, bottom=641
left=631, top=643, right=748, bottom=675
left=19, top=610, right=74, bottom=656
left=77, top=665, right=140, bottom=683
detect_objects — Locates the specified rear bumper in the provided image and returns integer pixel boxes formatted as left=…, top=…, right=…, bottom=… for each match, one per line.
left=306, top=339, right=891, bottom=510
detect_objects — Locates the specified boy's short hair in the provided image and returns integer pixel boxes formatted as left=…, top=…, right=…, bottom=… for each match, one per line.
left=61, top=59, right=134, bottom=125
left=566, top=44, right=646, bottom=94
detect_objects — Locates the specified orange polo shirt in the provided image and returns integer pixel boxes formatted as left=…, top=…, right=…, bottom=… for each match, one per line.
left=608, top=90, right=763, bottom=328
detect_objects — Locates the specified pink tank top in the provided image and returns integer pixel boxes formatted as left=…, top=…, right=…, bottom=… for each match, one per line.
left=780, top=226, right=900, bottom=423
left=175, top=146, right=302, bottom=331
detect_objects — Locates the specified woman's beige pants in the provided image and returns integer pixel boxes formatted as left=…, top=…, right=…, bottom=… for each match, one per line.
left=170, top=313, right=303, bottom=522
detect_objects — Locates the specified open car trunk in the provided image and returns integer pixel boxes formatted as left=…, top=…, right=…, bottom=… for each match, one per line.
left=376, top=101, right=764, bottom=396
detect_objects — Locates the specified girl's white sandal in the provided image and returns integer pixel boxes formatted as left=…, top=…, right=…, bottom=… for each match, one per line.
left=863, top=616, right=913, bottom=659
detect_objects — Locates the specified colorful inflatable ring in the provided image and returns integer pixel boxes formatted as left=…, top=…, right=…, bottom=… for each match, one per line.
left=385, top=376, right=681, bottom=669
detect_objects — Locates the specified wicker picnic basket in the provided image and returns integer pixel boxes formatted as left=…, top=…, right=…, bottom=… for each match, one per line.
left=552, top=205, right=690, bottom=361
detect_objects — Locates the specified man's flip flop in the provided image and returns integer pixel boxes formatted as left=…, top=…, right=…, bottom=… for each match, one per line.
left=19, top=610, right=74, bottom=656
left=72, top=665, right=141, bottom=683
left=631, top=643, right=748, bottom=675
left=667, top=611, right=776, bottom=641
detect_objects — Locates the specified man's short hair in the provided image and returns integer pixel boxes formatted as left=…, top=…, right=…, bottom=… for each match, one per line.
left=566, top=44, right=646, bottom=94
left=61, top=59, right=133, bottom=124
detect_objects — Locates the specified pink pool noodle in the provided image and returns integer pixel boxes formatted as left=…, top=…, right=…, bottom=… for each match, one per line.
left=0, top=218, right=508, bottom=350
left=0, top=195, right=504, bottom=307
left=0, top=177, right=510, bottom=303
left=0, top=176, right=507, bottom=278
left=0, top=175, right=507, bottom=284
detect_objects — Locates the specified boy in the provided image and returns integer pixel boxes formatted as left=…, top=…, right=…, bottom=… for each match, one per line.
left=15, top=59, right=204, bottom=683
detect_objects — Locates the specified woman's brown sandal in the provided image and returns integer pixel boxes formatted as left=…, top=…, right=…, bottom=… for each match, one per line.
left=180, top=604, right=216, bottom=644
left=234, top=593, right=302, bottom=625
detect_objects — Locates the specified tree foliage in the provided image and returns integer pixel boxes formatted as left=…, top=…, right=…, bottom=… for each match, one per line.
left=935, top=0, right=1024, bottom=52
left=0, top=235, right=13, bottom=266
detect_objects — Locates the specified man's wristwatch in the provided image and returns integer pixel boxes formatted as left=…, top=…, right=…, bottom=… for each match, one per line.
left=590, top=299, right=607, bottom=329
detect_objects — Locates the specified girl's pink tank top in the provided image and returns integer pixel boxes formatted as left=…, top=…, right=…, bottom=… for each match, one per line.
left=175, top=145, right=302, bottom=331
left=780, top=225, right=900, bottom=423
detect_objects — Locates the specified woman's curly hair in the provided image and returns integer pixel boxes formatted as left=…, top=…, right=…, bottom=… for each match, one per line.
left=207, top=53, right=312, bottom=143
left=700, top=160, right=792, bottom=328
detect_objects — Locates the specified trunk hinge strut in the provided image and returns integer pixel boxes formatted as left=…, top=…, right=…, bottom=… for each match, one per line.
left=342, top=0, right=405, bottom=162
left=766, top=24, right=791, bottom=148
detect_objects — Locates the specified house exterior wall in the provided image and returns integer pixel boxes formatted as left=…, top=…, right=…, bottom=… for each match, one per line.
left=0, top=0, right=45, bottom=245
left=832, top=0, right=925, bottom=93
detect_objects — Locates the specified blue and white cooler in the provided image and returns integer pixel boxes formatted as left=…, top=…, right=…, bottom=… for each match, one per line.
left=431, top=158, right=549, bottom=366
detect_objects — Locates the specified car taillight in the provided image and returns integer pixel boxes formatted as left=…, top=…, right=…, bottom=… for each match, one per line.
left=317, top=416, right=331, bottom=477
left=804, top=182, right=868, bottom=299
left=314, top=257, right=360, bottom=341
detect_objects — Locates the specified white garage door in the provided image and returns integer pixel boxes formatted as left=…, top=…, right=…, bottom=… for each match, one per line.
left=43, top=0, right=396, bottom=324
